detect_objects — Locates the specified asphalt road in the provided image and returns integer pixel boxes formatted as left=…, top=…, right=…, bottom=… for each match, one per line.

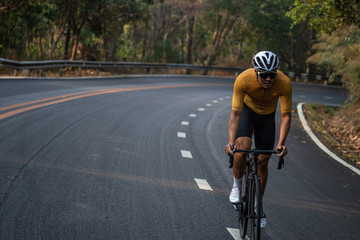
left=0, top=75, right=358, bottom=240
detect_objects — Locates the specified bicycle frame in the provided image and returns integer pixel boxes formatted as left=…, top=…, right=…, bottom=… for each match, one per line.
left=229, top=149, right=283, bottom=169
left=229, top=149, right=284, bottom=240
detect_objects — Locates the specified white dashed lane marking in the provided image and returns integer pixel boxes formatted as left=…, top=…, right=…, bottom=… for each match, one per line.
left=227, top=228, right=241, bottom=240
left=324, top=96, right=334, bottom=99
left=177, top=132, right=186, bottom=138
left=178, top=96, right=244, bottom=239
left=179, top=96, right=242, bottom=238
left=194, top=178, right=213, bottom=191
left=181, top=150, right=193, bottom=159
left=227, top=228, right=249, bottom=240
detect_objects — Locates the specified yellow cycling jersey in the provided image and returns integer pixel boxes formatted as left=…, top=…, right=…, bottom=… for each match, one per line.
left=232, top=68, right=292, bottom=115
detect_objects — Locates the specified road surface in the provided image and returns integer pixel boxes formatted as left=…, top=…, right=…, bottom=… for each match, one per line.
left=0, top=76, right=358, bottom=240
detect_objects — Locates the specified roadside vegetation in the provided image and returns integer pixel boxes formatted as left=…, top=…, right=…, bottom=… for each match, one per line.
left=287, top=0, right=360, bottom=165
left=304, top=103, right=360, bottom=165
left=1, top=0, right=359, bottom=163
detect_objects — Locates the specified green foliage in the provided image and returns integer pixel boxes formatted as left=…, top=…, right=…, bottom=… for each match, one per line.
left=0, top=0, right=319, bottom=75
left=306, top=26, right=360, bottom=103
left=287, top=0, right=360, bottom=104
left=240, top=0, right=311, bottom=72
left=287, top=0, right=360, bottom=35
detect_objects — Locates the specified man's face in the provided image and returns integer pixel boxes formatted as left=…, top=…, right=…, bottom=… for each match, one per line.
left=256, top=71, right=277, bottom=88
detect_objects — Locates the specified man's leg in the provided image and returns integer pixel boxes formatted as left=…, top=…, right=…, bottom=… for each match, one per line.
left=257, top=155, right=271, bottom=196
left=253, top=111, right=275, bottom=196
left=230, top=104, right=254, bottom=203
left=229, top=137, right=252, bottom=203
left=233, top=137, right=252, bottom=178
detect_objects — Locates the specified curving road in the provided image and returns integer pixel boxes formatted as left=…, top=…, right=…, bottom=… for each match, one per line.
left=0, top=76, right=358, bottom=240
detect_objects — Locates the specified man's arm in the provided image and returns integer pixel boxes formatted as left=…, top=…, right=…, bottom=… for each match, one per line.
left=276, top=111, right=291, bottom=156
left=224, top=109, right=242, bottom=156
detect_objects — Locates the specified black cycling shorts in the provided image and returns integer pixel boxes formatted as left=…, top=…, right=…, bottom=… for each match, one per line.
left=236, top=104, right=275, bottom=151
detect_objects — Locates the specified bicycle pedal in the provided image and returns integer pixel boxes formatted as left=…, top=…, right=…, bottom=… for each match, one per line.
left=232, top=204, right=239, bottom=211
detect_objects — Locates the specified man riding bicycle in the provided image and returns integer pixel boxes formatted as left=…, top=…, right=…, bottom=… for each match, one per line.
left=224, top=51, right=292, bottom=228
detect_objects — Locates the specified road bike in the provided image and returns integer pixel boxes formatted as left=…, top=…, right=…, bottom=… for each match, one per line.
left=229, top=149, right=284, bottom=240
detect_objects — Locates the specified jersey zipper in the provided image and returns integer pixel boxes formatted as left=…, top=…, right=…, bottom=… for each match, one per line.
left=261, top=88, right=265, bottom=114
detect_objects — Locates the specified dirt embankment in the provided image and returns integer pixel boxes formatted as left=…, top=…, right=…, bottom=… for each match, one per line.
left=304, top=103, right=360, bottom=166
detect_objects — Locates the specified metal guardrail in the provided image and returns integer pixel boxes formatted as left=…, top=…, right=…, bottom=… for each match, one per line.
left=0, top=58, right=343, bottom=85
left=0, top=58, right=246, bottom=77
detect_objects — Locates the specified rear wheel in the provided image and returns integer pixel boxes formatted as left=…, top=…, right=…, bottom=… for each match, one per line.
left=239, top=167, right=249, bottom=239
left=249, top=174, right=262, bottom=240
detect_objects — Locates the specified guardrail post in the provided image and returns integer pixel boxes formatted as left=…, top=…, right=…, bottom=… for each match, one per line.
left=14, top=69, right=18, bottom=76
left=288, top=72, right=295, bottom=78
left=78, top=67, right=82, bottom=77
left=40, top=69, right=44, bottom=77
left=96, top=68, right=99, bottom=76
left=23, top=69, right=30, bottom=77
left=301, top=73, right=308, bottom=82
left=59, top=67, right=63, bottom=77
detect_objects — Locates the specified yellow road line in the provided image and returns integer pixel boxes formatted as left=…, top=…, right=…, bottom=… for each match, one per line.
left=0, top=89, right=111, bottom=112
left=0, top=83, right=230, bottom=120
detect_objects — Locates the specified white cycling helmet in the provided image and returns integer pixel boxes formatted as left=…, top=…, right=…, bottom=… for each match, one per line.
left=253, top=51, right=279, bottom=72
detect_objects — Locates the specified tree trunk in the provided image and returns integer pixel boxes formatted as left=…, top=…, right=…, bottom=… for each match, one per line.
left=142, top=19, right=148, bottom=60
left=37, top=32, right=43, bottom=59
left=203, top=15, right=237, bottom=74
left=63, top=24, right=71, bottom=59
left=47, top=31, right=62, bottom=59
left=70, top=17, right=86, bottom=60
left=70, top=32, right=80, bottom=60
left=185, top=14, right=195, bottom=74
left=47, top=3, right=71, bottom=60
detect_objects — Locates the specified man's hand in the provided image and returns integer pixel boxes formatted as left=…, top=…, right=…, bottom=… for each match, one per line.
left=224, top=144, right=234, bottom=156
left=276, top=145, right=288, bottom=157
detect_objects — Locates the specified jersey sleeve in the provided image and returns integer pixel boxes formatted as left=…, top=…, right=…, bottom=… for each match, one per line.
left=280, top=77, right=293, bottom=113
left=232, top=75, right=246, bottom=111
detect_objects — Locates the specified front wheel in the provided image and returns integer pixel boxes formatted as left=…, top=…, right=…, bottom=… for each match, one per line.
left=249, top=174, right=262, bottom=240
left=239, top=167, right=249, bottom=239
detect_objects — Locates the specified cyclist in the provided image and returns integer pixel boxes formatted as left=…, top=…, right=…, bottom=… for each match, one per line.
left=224, top=51, right=292, bottom=228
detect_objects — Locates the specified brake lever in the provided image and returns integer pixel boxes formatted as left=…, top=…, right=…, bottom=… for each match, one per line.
left=277, top=156, right=284, bottom=170
left=228, top=145, right=235, bottom=168
left=277, top=147, right=284, bottom=170
left=229, top=155, right=234, bottom=168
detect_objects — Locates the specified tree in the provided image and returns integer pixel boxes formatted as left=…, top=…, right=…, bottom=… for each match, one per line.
left=287, top=0, right=360, bottom=158
left=286, top=0, right=360, bottom=35
left=287, top=0, right=360, bottom=101
left=47, top=0, right=72, bottom=60
left=0, top=0, right=26, bottom=13
left=241, top=0, right=313, bottom=72
left=307, top=26, right=360, bottom=99
left=87, top=0, right=146, bottom=61
left=200, top=0, right=243, bottom=67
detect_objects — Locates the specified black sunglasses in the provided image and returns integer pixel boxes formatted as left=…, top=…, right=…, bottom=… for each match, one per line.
left=258, top=71, right=277, bottom=79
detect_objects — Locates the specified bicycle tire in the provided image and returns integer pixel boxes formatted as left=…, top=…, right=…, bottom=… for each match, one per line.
left=249, top=174, right=262, bottom=240
left=239, top=166, right=249, bottom=238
